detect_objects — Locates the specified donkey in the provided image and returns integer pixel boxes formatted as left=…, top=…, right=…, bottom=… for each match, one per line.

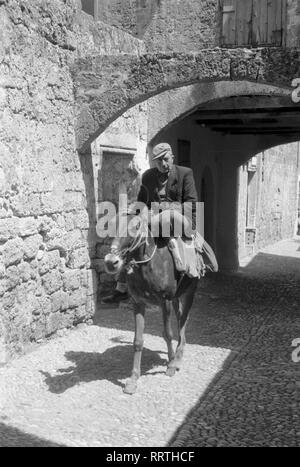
left=104, top=214, right=198, bottom=395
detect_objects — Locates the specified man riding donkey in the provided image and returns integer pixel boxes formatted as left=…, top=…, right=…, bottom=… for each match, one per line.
left=102, top=142, right=218, bottom=304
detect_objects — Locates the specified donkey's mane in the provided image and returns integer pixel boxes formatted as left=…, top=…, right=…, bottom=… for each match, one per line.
left=115, top=215, right=150, bottom=259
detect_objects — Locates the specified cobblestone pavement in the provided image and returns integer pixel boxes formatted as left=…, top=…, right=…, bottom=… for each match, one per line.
left=0, top=238, right=299, bottom=447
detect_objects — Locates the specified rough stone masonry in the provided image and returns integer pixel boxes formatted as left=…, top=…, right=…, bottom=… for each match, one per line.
left=0, top=0, right=144, bottom=361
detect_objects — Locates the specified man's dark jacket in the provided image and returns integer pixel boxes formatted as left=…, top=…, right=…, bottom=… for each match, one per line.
left=137, top=165, right=198, bottom=230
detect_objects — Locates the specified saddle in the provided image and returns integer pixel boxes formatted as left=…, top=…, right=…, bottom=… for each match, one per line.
left=146, top=209, right=218, bottom=278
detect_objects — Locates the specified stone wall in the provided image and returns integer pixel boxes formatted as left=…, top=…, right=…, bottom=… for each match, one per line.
left=94, top=0, right=218, bottom=51
left=92, top=0, right=300, bottom=50
left=96, top=0, right=138, bottom=36
left=238, top=143, right=299, bottom=258
left=0, top=0, right=144, bottom=361
left=142, top=0, right=219, bottom=52
left=256, top=143, right=299, bottom=249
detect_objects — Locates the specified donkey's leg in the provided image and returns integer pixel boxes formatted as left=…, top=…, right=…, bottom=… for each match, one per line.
left=161, top=300, right=175, bottom=365
left=124, top=302, right=145, bottom=395
left=167, top=281, right=197, bottom=376
left=166, top=297, right=180, bottom=377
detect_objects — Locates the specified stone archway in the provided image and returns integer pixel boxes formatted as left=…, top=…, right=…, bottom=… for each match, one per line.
left=78, top=73, right=300, bottom=276
left=72, top=49, right=300, bottom=153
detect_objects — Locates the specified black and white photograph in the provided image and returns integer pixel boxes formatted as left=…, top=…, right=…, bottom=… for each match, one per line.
left=0, top=0, right=299, bottom=451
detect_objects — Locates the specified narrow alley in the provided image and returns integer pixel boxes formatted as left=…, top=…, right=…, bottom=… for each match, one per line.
left=0, top=238, right=299, bottom=447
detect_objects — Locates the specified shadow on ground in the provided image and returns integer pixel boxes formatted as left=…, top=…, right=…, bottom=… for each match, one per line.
left=0, top=423, right=65, bottom=447
left=93, top=251, right=300, bottom=350
left=240, top=251, right=300, bottom=277
left=41, top=345, right=167, bottom=394
left=164, top=249, right=300, bottom=447
left=90, top=247, right=300, bottom=446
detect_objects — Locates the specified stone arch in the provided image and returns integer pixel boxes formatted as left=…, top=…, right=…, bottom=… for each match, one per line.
left=79, top=68, right=300, bottom=275
left=146, top=81, right=293, bottom=146
left=73, top=49, right=300, bottom=153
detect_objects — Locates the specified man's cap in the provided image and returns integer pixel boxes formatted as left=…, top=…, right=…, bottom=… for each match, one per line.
left=152, top=143, right=172, bottom=160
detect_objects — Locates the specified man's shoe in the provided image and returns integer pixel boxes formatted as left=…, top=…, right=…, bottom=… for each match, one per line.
left=102, top=290, right=129, bottom=304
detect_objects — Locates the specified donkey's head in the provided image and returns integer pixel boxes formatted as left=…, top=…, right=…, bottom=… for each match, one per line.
left=104, top=214, right=147, bottom=275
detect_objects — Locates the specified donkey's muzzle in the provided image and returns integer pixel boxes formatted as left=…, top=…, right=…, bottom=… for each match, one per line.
left=104, top=254, right=123, bottom=274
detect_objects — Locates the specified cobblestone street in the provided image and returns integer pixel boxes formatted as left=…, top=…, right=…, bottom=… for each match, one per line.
left=0, top=238, right=299, bottom=447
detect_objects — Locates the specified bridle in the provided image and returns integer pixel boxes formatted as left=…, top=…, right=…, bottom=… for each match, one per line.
left=111, top=219, right=157, bottom=269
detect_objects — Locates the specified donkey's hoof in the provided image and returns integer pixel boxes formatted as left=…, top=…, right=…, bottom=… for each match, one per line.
left=123, top=381, right=137, bottom=395
left=166, top=367, right=177, bottom=377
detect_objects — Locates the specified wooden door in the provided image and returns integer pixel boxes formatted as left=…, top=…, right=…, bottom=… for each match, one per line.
left=220, top=0, right=286, bottom=47
left=221, top=0, right=237, bottom=46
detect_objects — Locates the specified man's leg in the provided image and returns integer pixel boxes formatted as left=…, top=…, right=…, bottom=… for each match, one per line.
left=154, top=210, right=186, bottom=273
left=102, top=268, right=129, bottom=304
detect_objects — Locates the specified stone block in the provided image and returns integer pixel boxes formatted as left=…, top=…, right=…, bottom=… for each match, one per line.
left=29, top=260, right=39, bottom=279
left=63, top=269, right=81, bottom=291
left=68, top=289, right=87, bottom=309
left=65, top=172, right=85, bottom=192
left=51, top=290, right=69, bottom=313
left=37, top=250, right=45, bottom=261
left=0, top=279, right=7, bottom=297
left=59, top=312, right=75, bottom=330
left=10, top=193, right=41, bottom=217
left=37, top=295, right=52, bottom=316
left=1, top=291, right=16, bottom=311
left=38, top=250, right=60, bottom=275
left=64, top=212, right=75, bottom=231
left=40, top=192, right=64, bottom=215
left=74, top=305, right=87, bottom=324
left=63, top=191, right=87, bottom=212
left=23, top=234, right=43, bottom=260
left=18, top=217, right=38, bottom=237
left=42, top=269, right=63, bottom=295
left=0, top=262, right=5, bottom=279
left=67, top=247, right=90, bottom=269
left=30, top=321, right=46, bottom=341
left=46, top=313, right=64, bottom=337
left=38, top=216, right=56, bottom=234
left=44, top=228, right=68, bottom=255
left=6, top=265, right=21, bottom=290
left=73, top=210, right=90, bottom=229
left=2, top=237, right=24, bottom=266
left=51, top=214, right=66, bottom=230
left=25, top=294, right=41, bottom=317
left=0, top=218, right=18, bottom=242
left=64, top=229, right=86, bottom=251
left=18, top=262, right=32, bottom=282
